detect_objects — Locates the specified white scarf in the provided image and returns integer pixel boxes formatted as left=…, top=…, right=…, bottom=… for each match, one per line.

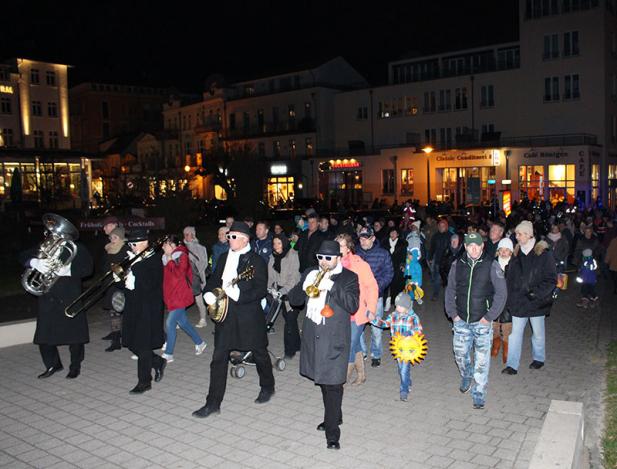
left=498, top=256, right=511, bottom=271
left=547, top=232, right=561, bottom=243
left=389, top=237, right=398, bottom=254
left=125, top=249, right=154, bottom=290
left=520, top=238, right=536, bottom=256
left=221, top=243, right=251, bottom=301
left=303, top=262, right=343, bottom=325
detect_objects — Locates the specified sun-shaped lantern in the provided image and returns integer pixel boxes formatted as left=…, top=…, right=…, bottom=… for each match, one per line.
left=389, top=332, right=428, bottom=365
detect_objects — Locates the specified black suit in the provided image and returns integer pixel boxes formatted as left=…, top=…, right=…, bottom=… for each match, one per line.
left=203, top=249, right=274, bottom=409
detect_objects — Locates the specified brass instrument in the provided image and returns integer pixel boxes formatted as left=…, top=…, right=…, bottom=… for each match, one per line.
left=207, top=265, right=255, bottom=323
left=305, top=267, right=329, bottom=298
left=22, top=214, right=79, bottom=296
left=65, top=236, right=168, bottom=318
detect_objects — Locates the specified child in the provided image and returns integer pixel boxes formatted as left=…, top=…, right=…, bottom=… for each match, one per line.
left=491, top=238, right=513, bottom=364
left=576, top=248, right=598, bottom=308
left=371, top=292, right=423, bottom=402
left=404, top=247, right=424, bottom=305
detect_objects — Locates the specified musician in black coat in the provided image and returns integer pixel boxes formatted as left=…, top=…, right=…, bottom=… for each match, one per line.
left=288, top=240, right=360, bottom=450
left=24, top=241, right=93, bottom=379
left=121, top=229, right=166, bottom=394
left=193, top=221, right=275, bottom=418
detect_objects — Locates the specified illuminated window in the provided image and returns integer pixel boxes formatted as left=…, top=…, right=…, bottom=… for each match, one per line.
left=519, top=165, right=545, bottom=201
left=401, top=169, right=414, bottom=195
left=267, top=176, right=294, bottom=207
left=591, top=164, right=600, bottom=202
left=546, top=164, right=575, bottom=204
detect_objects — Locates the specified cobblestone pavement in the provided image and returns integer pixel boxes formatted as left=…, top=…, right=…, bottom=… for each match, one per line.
left=0, top=279, right=612, bottom=469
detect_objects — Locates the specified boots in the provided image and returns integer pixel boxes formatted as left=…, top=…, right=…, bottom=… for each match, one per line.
left=352, top=352, right=366, bottom=385
left=502, top=340, right=509, bottom=364
left=346, top=363, right=355, bottom=385
left=105, top=331, right=121, bottom=352
left=491, top=336, right=501, bottom=358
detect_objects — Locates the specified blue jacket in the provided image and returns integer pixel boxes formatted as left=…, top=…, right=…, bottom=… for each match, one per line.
left=357, top=243, right=394, bottom=296
left=252, top=234, right=273, bottom=265
left=211, top=242, right=229, bottom=272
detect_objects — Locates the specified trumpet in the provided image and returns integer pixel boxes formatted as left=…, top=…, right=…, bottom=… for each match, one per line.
left=65, top=236, right=168, bottom=318
left=305, top=267, right=329, bottom=298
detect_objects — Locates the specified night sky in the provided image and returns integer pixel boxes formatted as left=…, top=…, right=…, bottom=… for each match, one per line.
left=3, top=1, right=518, bottom=91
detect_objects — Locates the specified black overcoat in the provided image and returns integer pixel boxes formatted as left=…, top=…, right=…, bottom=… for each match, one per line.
left=121, top=252, right=165, bottom=351
left=204, top=250, right=268, bottom=351
left=33, top=243, right=93, bottom=345
left=288, top=267, right=359, bottom=385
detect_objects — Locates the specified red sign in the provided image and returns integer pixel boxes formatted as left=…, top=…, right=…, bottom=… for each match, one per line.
left=330, top=159, right=361, bottom=169
left=79, top=217, right=166, bottom=231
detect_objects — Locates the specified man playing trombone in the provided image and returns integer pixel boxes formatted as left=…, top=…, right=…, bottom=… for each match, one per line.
left=193, top=221, right=275, bottom=418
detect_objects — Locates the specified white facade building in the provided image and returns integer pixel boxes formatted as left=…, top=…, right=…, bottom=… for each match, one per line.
left=325, top=1, right=617, bottom=208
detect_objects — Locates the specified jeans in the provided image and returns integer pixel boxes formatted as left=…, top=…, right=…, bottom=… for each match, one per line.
left=360, top=297, right=384, bottom=359
left=397, top=359, right=412, bottom=395
left=506, top=315, right=545, bottom=370
left=349, top=322, right=364, bottom=363
left=165, top=308, right=203, bottom=354
left=452, top=320, right=493, bottom=404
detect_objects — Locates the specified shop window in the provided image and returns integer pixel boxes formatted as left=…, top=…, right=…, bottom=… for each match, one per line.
left=267, top=176, right=295, bottom=207
left=401, top=168, right=414, bottom=195
left=214, top=185, right=227, bottom=200
left=519, top=165, right=545, bottom=201
left=547, top=164, right=576, bottom=205
left=382, top=169, right=395, bottom=194
left=591, top=163, right=600, bottom=203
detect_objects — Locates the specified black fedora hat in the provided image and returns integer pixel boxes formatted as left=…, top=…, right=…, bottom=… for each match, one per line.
left=317, top=240, right=341, bottom=257
left=229, top=221, right=251, bottom=238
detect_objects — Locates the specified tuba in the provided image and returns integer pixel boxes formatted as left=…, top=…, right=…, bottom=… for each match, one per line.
left=22, top=214, right=79, bottom=296
left=208, top=265, right=255, bottom=323
left=305, top=266, right=329, bottom=298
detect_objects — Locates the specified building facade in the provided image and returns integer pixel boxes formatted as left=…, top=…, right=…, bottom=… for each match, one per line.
left=0, top=58, right=93, bottom=207
left=326, top=1, right=617, bottom=208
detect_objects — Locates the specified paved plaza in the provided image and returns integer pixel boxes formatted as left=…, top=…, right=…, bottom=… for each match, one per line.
left=0, top=281, right=613, bottom=469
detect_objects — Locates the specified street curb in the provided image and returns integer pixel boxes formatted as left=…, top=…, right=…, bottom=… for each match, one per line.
left=0, top=319, right=35, bottom=348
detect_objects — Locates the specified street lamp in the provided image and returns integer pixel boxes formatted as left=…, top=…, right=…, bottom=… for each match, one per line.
left=422, top=146, right=433, bottom=203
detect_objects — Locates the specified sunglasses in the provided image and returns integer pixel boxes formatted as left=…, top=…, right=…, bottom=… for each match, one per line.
left=128, top=242, right=138, bottom=247
left=226, top=233, right=240, bottom=240
left=316, top=254, right=334, bottom=261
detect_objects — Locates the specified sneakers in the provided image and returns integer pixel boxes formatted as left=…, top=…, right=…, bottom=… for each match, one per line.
left=529, top=360, right=544, bottom=370
left=472, top=399, right=485, bottom=409
left=195, top=342, right=207, bottom=355
left=400, top=393, right=408, bottom=402
left=459, top=377, right=472, bottom=394
left=161, top=353, right=174, bottom=362
left=371, top=358, right=381, bottom=368
left=161, top=342, right=167, bottom=351
left=195, top=319, right=207, bottom=328
left=501, top=366, right=517, bottom=375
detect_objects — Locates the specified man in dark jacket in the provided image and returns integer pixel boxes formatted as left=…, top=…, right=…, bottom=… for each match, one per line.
left=194, top=222, right=275, bottom=418
left=357, top=226, right=394, bottom=367
left=428, top=219, right=451, bottom=301
left=288, top=240, right=360, bottom=450
left=445, top=232, right=508, bottom=409
left=121, top=229, right=166, bottom=394
left=252, top=221, right=273, bottom=264
left=295, top=213, right=327, bottom=272
left=502, top=221, right=556, bottom=375
left=484, top=222, right=505, bottom=260
left=26, top=238, right=93, bottom=380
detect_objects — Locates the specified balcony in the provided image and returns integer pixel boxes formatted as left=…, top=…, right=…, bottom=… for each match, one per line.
left=222, top=118, right=316, bottom=140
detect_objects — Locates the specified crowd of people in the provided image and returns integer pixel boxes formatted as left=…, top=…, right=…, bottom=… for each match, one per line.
left=21, top=197, right=617, bottom=450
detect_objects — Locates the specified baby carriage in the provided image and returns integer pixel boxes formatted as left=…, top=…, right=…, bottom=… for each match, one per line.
left=229, top=293, right=287, bottom=378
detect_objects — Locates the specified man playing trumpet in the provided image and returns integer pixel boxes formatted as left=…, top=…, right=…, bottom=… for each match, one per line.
left=288, top=240, right=359, bottom=450
left=193, top=221, right=275, bottom=418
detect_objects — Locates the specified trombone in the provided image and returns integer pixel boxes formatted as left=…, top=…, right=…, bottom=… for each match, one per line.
left=65, top=236, right=167, bottom=318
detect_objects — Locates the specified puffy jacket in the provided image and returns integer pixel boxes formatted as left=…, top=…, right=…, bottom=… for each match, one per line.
left=163, top=245, right=195, bottom=311
left=357, top=243, right=394, bottom=296
left=506, top=240, right=557, bottom=317
left=341, top=253, right=378, bottom=325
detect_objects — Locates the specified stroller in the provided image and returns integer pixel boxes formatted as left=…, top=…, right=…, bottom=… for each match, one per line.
left=229, top=293, right=287, bottom=378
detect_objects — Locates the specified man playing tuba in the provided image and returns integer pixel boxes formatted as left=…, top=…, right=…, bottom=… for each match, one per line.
left=288, top=240, right=359, bottom=450
left=193, top=221, right=275, bottom=418
left=20, top=216, right=93, bottom=380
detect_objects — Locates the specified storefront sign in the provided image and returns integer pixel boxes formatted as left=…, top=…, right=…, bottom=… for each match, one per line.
left=0, top=85, right=13, bottom=94
left=491, top=150, right=501, bottom=166
left=329, top=158, right=361, bottom=169
left=523, top=151, right=569, bottom=158
left=79, top=217, right=166, bottom=231
left=270, top=164, right=288, bottom=175
left=436, top=154, right=490, bottom=162
left=502, top=191, right=512, bottom=217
